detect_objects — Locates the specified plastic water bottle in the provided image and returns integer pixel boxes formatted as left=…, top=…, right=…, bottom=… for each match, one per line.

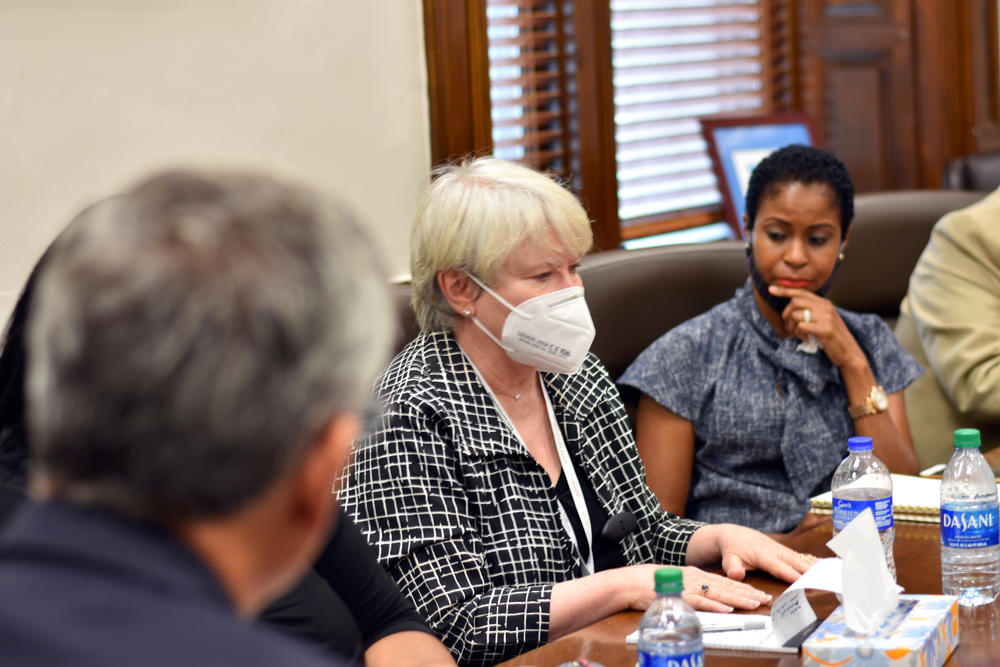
left=940, top=428, right=1000, bottom=607
left=637, top=567, right=703, bottom=667
left=831, top=436, right=895, bottom=580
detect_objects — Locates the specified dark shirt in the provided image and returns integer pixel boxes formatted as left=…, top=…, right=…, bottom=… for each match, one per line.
left=0, top=500, right=341, bottom=667
left=0, top=423, right=27, bottom=527
left=0, top=484, right=21, bottom=527
left=554, top=459, right=627, bottom=573
left=0, top=452, right=433, bottom=665
left=261, top=512, right=433, bottom=663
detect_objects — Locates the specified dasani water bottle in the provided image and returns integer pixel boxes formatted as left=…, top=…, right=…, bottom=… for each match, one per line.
left=831, top=436, right=895, bottom=579
left=940, top=428, right=1000, bottom=607
left=637, top=567, right=703, bottom=667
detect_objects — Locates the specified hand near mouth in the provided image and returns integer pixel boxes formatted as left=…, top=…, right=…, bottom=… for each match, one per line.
left=768, top=285, right=866, bottom=370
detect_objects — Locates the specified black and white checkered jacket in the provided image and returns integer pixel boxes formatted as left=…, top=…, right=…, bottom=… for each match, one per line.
left=339, top=331, right=702, bottom=666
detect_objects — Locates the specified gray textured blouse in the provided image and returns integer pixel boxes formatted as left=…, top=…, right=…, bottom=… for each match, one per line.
left=619, top=279, right=922, bottom=533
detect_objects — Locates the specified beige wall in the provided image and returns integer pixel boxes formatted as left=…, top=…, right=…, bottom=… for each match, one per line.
left=0, top=0, right=430, bottom=321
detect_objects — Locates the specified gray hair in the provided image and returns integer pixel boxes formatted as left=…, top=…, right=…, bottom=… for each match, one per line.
left=410, top=157, right=593, bottom=331
left=27, top=169, right=392, bottom=522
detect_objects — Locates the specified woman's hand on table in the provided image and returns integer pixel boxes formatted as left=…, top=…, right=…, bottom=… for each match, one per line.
left=687, top=524, right=817, bottom=586
left=549, top=560, right=774, bottom=638
left=618, top=564, right=773, bottom=614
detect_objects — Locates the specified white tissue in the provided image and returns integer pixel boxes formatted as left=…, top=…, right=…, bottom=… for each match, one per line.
left=797, top=334, right=821, bottom=354
left=826, top=508, right=900, bottom=634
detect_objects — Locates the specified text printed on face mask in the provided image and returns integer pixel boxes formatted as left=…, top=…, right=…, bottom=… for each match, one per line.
left=515, top=331, right=571, bottom=358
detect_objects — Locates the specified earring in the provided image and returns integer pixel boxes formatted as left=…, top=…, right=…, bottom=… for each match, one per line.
left=463, top=308, right=471, bottom=316
left=744, top=241, right=751, bottom=250
left=838, top=251, right=845, bottom=261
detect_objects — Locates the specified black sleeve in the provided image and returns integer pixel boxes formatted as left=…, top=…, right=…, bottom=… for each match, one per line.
left=316, top=512, right=435, bottom=649
left=0, top=425, right=29, bottom=530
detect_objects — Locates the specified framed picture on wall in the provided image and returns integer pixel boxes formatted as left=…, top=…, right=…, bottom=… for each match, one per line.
left=700, top=113, right=817, bottom=238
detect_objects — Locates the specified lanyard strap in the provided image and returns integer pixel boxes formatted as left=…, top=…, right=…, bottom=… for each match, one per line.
left=541, top=384, right=594, bottom=576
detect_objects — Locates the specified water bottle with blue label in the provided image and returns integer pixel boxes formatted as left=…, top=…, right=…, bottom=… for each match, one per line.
left=940, top=428, right=1000, bottom=607
left=637, top=568, right=703, bottom=667
left=831, top=436, right=895, bottom=580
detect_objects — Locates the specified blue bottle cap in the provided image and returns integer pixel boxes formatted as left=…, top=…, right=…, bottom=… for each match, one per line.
left=847, top=436, right=873, bottom=451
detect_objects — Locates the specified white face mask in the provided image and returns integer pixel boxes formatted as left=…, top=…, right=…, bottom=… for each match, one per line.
left=465, top=273, right=596, bottom=374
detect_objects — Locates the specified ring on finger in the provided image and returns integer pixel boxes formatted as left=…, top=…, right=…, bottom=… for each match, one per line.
left=700, top=584, right=710, bottom=596
left=802, top=308, right=812, bottom=323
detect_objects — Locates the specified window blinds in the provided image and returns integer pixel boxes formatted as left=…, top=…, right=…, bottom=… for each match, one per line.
left=484, top=0, right=781, bottom=236
left=611, top=0, right=766, bottom=225
left=486, top=0, right=572, bottom=176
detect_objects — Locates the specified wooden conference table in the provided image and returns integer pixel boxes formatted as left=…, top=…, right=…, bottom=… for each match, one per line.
left=497, top=519, right=1000, bottom=667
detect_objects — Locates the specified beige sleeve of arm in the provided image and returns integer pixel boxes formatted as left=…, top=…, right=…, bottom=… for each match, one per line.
left=909, top=206, right=1000, bottom=416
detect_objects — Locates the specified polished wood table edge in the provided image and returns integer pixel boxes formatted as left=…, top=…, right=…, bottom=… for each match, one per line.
left=496, top=519, right=1000, bottom=667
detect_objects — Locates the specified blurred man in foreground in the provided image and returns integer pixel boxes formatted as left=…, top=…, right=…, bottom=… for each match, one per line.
left=0, top=169, right=392, bottom=666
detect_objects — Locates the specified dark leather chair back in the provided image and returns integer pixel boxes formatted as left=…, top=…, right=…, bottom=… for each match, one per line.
left=827, top=190, right=984, bottom=324
left=580, top=242, right=747, bottom=382
left=941, top=152, right=1000, bottom=192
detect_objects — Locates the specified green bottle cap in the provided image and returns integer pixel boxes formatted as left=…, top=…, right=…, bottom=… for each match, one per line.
left=653, top=567, right=683, bottom=593
left=954, top=428, right=982, bottom=448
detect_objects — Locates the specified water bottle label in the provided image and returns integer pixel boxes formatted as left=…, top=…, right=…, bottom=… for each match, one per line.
left=941, top=506, right=1000, bottom=548
left=638, top=650, right=704, bottom=667
left=832, top=497, right=893, bottom=531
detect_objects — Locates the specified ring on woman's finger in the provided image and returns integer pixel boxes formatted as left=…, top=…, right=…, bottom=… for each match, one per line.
left=802, top=308, right=812, bottom=323
left=700, top=584, right=710, bottom=596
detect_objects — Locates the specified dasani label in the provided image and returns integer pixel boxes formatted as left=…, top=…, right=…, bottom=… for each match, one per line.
left=941, top=505, right=1000, bottom=548
left=638, top=652, right=704, bottom=667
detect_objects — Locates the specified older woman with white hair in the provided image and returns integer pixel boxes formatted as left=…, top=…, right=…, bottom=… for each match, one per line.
left=339, top=157, right=813, bottom=667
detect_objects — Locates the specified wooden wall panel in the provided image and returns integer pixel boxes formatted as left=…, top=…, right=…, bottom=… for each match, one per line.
left=910, top=1, right=1000, bottom=185
left=821, top=0, right=892, bottom=18
left=422, top=0, right=492, bottom=166
left=965, top=0, right=1000, bottom=153
left=569, top=0, right=620, bottom=252
left=799, top=1, right=1000, bottom=188
left=911, top=2, right=966, bottom=187
left=826, top=65, right=889, bottom=188
left=798, top=0, right=917, bottom=192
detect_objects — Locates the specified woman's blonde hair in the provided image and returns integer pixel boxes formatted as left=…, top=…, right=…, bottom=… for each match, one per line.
left=410, top=157, right=593, bottom=331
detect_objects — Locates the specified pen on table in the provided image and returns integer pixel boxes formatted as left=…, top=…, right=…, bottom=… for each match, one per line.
left=920, top=463, right=946, bottom=477
left=701, top=618, right=767, bottom=633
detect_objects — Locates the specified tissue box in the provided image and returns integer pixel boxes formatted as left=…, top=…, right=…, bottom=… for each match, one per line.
left=801, top=595, right=958, bottom=667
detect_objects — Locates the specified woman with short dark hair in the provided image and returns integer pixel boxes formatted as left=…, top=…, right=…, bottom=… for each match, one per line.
left=621, top=144, right=922, bottom=538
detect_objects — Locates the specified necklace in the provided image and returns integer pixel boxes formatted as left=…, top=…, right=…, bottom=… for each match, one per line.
left=495, top=373, right=537, bottom=401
